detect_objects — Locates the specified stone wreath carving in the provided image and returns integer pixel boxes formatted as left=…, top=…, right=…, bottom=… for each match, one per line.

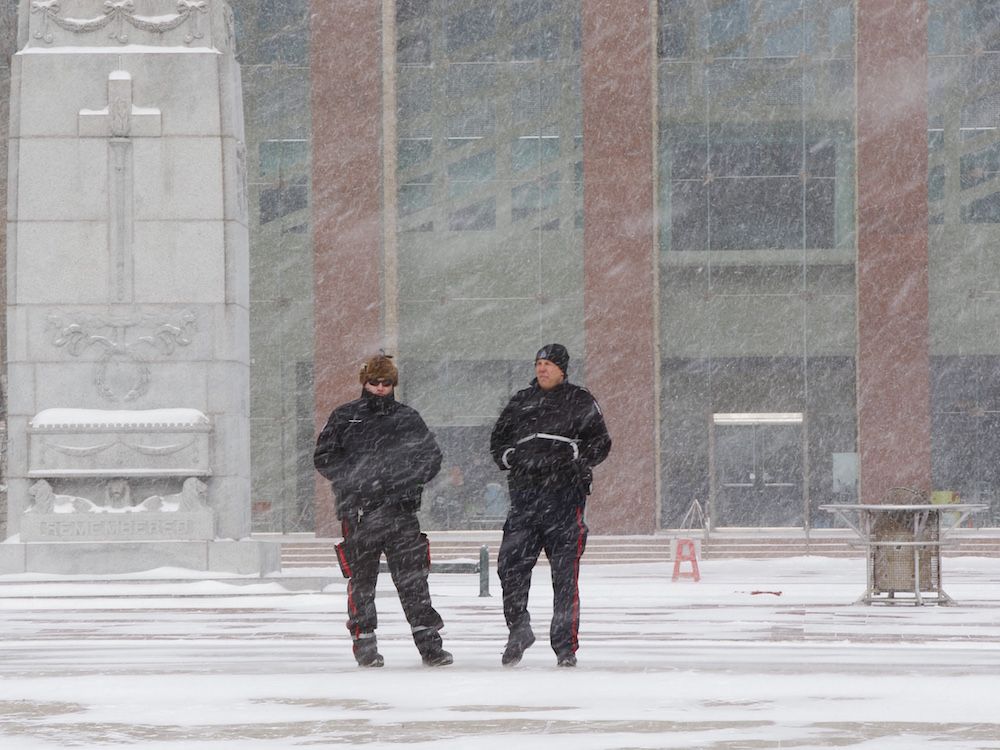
left=31, top=0, right=209, bottom=45
left=47, top=310, right=197, bottom=403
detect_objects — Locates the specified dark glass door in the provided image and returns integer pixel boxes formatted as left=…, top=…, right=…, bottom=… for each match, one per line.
left=713, top=421, right=804, bottom=527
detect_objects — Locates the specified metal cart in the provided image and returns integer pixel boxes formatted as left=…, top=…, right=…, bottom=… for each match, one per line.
left=821, top=490, right=985, bottom=605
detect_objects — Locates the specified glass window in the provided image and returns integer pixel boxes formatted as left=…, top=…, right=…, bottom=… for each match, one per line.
left=710, top=177, right=803, bottom=250
left=448, top=150, right=497, bottom=198
left=445, top=3, right=498, bottom=61
left=448, top=198, right=496, bottom=231
left=928, top=1, right=1000, bottom=525
left=762, top=0, right=803, bottom=57
left=252, top=0, right=309, bottom=64
left=241, top=3, right=315, bottom=532
left=706, top=0, right=749, bottom=56
left=398, top=0, right=432, bottom=23
left=510, top=0, right=561, bottom=60
left=657, top=0, right=857, bottom=529
left=658, top=0, right=692, bottom=59
left=511, top=171, right=560, bottom=226
left=399, top=138, right=433, bottom=172
left=511, top=135, right=561, bottom=172
left=400, top=182, right=435, bottom=217
left=399, top=32, right=432, bottom=65
left=394, top=1, right=584, bottom=533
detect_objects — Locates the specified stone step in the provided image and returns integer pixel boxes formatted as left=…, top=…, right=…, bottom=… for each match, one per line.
left=279, top=533, right=1000, bottom=565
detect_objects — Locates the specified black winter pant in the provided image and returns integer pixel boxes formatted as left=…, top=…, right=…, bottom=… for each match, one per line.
left=497, top=485, right=589, bottom=657
left=338, top=505, right=444, bottom=644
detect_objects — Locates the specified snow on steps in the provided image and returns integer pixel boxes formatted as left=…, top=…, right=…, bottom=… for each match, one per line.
left=277, top=534, right=857, bottom=567
left=0, top=532, right=994, bottom=598
left=279, top=529, right=1000, bottom=567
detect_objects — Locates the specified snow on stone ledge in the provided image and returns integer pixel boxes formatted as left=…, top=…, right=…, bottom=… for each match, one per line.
left=30, top=408, right=210, bottom=430
left=20, top=46, right=221, bottom=55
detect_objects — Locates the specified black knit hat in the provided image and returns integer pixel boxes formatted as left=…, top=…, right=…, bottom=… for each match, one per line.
left=535, top=343, right=569, bottom=375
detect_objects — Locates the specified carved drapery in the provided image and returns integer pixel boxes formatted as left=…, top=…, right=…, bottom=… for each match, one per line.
left=30, top=0, right=208, bottom=45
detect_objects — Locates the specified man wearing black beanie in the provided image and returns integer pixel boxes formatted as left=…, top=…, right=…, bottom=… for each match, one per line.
left=489, top=344, right=612, bottom=667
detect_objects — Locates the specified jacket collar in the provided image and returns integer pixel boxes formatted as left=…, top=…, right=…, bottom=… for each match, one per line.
left=362, top=388, right=398, bottom=415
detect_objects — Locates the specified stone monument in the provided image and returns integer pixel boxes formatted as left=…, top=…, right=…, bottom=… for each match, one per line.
left=1, top=0, right=279, bottom=575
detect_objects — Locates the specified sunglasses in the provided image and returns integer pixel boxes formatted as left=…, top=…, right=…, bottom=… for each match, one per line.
left=367, top=379, right=394, bottom=387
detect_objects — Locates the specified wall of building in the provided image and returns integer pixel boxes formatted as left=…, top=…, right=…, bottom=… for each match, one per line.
left=927, top=0, right=1000, bottom=524
left=5, top=1, right=1000, bottom=536
left=656, top=1, right=858, bottom=528
left=231, top=0, right=316, bottom=534
left=392, top=0, right=588, bottom=530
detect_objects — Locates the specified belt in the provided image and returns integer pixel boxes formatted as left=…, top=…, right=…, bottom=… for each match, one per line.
left=515, top=432, right=580, bottom=460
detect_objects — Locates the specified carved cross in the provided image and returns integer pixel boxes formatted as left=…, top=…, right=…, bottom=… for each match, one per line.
left=79, top=71, right=162, bottom=303
left=79, top=70, right=161, bottom=138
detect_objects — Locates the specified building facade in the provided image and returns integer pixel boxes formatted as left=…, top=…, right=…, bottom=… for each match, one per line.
left=3, top=1, right=1000, bottom=538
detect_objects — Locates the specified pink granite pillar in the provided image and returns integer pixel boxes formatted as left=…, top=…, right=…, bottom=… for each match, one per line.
left=856, top=0, right=932, bottom=501
left=581, top=0, right=658, bottom=532
left=310, top=0, right=384, bottom=536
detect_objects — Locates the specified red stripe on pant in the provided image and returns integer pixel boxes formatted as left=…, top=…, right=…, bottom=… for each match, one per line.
left=342, top=519, right=361, bottom=638
left=569, top=506, right=586, bottom=652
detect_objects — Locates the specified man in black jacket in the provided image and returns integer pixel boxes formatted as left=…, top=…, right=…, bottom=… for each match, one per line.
left=314, top=354, right=452, bottom=668
left=490, top=344, right=611, bottom=667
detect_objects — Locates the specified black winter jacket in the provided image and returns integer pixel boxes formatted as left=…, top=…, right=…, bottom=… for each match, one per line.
left=314, top=390, right=442, bottom=519
left=490, top=379, right=611, bottom=494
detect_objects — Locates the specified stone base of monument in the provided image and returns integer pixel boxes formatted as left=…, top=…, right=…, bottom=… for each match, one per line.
left=20, top=510, right=216, bottom=542
left=0, top=539, right=281, bottom=576
left=0, top=408, right=282, bottom=577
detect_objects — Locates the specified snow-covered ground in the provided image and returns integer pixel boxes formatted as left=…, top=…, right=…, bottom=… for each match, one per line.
left=2, top=555, right=1000, bottom=749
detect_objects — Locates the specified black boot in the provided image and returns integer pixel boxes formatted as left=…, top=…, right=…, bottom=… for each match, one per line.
left=556, top=652, right=577, bottom=668
left=353, top=634, right=384, bottom=668
left=501, top=625, right=536, bottom=666
left=414, top=627, right=453, bottom=667
left=422, top=648, right=454, bottom=667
